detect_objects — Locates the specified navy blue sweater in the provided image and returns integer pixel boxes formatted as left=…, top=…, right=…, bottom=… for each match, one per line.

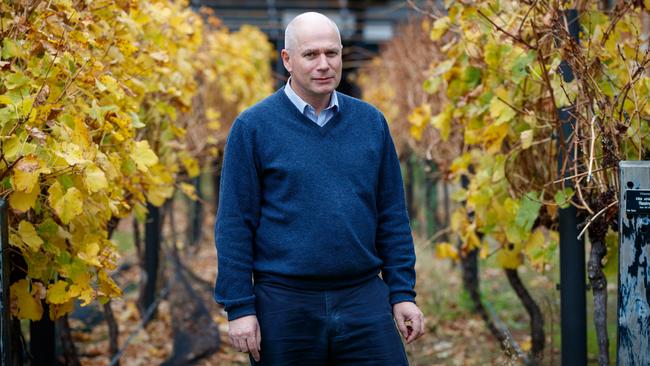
left=214, top=89, right=416, bottom=320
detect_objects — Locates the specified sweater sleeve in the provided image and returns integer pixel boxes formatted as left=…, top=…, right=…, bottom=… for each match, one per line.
left=376, top=117, right=417, bottom=305
left=214, top=118, right=261, bottom=320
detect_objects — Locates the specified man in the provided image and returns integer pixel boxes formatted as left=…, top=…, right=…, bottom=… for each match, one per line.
left=214, top=12, right=424, bottom=365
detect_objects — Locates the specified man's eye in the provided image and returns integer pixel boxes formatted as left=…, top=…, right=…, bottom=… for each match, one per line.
left=304, top=53, right=316, bottom=58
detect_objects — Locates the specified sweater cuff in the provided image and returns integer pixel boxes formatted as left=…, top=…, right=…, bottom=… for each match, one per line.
left=389, top=292, right=416, bottom=306
left=226, top=303, right=257, bottom=321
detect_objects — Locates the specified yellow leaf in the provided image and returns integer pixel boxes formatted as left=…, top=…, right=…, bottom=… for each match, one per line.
left=525, top=228, right=546, bottom=253
left=479, top=243, right=489, bottom=259
left=77, top=242, right=101, bottom=266
left=180, top=182, right=198, bottom=200
left=181, top=157, right=200, bottom=178
left=171, top=124, right=187, bottom=138
left=73, top=117, right=92, bottom=150
left=10, top=279, right=43, bottom=321
left=12, top=156, right=41, bottom=193
left=50, top=186, right=84, bottom=224
left=497, top=244, right=522, bottom=269
left=46, top=280, right=72, bottom=304
left=407, top=104, right=431, bottom=141
left=98, top=270, right=122, bottom=298
left=463, top=230, right=481, bottom=250
left=206, top=107, right=221, bottom=130
left=84, top=164, right=108, bottom=193
left=430, top=17, right=451, bottom=41
left=431, top=105, right=453, bottom=141
left=131, top=140, right=159, bottom=172
left=146, top=184, right=174, bottom=207
left=3, top=135, right=22, bottom=161
left=98, top=242, right=120, bottom=270
left=9, top=183, right=39, bottom=212
left=9, top=233, right=26, bottom=251
left=489, top=90, right=516, bottom=124
left=451, top=209, right=467, bottom=232
left=450, top=153, right=472, bottom=175
left=18, top=220, right=43, bottom=251
left=49, top=300, right=74, bottom=320
left=435, top=242, right=459, bottom=261
left=133, top=202, right=148, bottom=222
left=47, top=181, right=64, bottom=210
left=98, top=74, right=121, bottom=98
left=524, top=228, right=547, bottom=271
left=56, top=142, right=88, bottom=166
left=483, top=123, right=509, bottom=154
left=77, top=286, right=95, bottom=307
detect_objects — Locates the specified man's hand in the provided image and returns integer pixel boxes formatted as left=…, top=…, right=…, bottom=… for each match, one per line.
left=228, top=315, right=261, bottom=362
left=392, top=302, right=425, bottom=344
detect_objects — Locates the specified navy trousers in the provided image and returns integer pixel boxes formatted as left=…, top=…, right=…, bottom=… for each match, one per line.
left=250, top=276, right=409, bottom=366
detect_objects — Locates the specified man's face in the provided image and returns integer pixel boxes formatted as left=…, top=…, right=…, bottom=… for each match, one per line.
left=282, top=26, right=342, bottom=102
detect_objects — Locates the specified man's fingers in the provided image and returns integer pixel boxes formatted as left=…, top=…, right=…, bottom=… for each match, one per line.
left=395, top=315, right=409, bottom=339
left=256, top=326, right=262, bottom=351
left=238, top=338, right=250, bottom=353
left=247, top=335, right=260, bottom=362
left=405, top=314, right=425, bottom=343
left=420, top=314, right=425, bottom=337
left=408, top=317, right=420, bottom=343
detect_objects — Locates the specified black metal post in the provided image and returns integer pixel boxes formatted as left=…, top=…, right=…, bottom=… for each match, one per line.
left=142, top=203, right=161, bottom=322
left=558, top=9, right=587, bottom=365
left=425, top=162, right=438, bottom=238
left=0, top=199, right=10, bottom=366
left=558, top=204, right=586, bottom=364
left=187, top=176, right=203, bottom=246
left=30, top=303, right=55, bottom=366
left=266, top=0, right=285, bottom=89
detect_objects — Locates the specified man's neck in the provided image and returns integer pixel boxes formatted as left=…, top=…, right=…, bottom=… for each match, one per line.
left=290, top=79, right=331, bottom=115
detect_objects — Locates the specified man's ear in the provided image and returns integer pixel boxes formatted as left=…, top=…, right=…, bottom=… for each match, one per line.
left=281, top=49, right=292, bottom=73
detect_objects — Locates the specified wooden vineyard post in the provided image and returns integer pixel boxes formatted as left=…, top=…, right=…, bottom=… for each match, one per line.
left=618, top=161, right=650, bottom=364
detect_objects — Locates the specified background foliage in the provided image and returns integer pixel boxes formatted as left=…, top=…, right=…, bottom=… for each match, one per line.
left=361, top=0, right=650, bottom=362
left=1, top=0, right=272, bottom=321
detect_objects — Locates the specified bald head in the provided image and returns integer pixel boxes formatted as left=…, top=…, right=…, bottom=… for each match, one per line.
left=284, top=12, right=342, bottom=51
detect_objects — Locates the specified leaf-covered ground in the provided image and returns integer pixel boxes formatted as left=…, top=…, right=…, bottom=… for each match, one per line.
left=65, top=193, right=615, bottom=365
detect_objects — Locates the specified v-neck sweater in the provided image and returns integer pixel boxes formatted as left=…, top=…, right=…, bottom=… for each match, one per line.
left=214, top=88, right=416, bottom=320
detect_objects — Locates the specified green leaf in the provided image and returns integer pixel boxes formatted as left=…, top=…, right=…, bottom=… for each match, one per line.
left=5, top=72, right=31, bottom=90
left=515, top=192, right=542, bottom=231
left=463, top=67, right=482, bottom=89
left=554, top=187, right=574, bottom=208
left=423, top=77, right=443, bottom=94
left=59, top=175, right=75, bottom=190
left=2, top=39, right=24, bottom=59
left=510, top=50, right=536, bottom=83
left=484, top=42, right=510, bottom=69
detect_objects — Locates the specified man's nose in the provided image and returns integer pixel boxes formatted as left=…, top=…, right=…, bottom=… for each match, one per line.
left=316, top=54, right=329, bottom=70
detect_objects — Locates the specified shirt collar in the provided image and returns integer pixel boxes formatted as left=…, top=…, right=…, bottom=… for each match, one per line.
left=284, top=77, right=339, bottom=114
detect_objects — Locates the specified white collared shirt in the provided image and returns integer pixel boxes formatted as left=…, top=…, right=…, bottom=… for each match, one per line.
left=284, top=78, right=339, bottom=127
